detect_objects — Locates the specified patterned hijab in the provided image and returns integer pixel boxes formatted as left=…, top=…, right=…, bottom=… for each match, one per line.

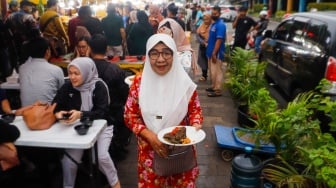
left=68, top=57, right=109, bottom=111
left=197, top=12, right=211, bottom=42
left=139, top=34, right=196, bottom=133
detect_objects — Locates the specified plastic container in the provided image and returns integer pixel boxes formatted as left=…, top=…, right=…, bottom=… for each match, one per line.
left=230, top=147, right=263, bottom=188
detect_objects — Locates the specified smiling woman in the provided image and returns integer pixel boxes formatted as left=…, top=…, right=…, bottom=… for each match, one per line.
left=52, top=57, right=121, bottom=188
left=124, top=34, right=203, bottom=187
left=148, top=44, right=174, bottom=75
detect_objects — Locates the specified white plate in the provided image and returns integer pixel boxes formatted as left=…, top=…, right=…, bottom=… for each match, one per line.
left=124, top=75, right=135, bottom=86
left=157, top=126, right=206, bottom=146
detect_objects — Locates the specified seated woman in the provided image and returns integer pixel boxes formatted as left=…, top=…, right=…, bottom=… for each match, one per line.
left=53, top=57, right=120, bottom=188
left=72, top=36, right=91, bottom=59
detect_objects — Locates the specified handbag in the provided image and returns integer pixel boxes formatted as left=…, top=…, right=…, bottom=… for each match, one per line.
left=153, top=145, right=197, bottom=176
left=21, top=103, right=57, bottom=130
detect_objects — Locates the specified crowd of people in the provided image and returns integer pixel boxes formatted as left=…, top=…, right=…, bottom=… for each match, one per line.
left=0, top=0, right=269, bottom=187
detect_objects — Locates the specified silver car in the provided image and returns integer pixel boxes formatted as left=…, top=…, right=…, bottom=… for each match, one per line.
left=219, top=5, right=238, bottom=22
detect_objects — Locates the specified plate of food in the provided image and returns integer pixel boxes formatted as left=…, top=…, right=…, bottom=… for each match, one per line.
left=157, top=126, right=206, bottom=146
left=124, top=75, right=135, bottom=86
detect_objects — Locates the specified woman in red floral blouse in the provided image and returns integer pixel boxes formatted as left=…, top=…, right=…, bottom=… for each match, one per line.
left=124, top=34, right=203, bottom=188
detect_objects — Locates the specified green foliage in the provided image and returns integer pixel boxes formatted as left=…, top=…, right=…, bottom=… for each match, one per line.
left=274, top=10, right=287, bottom=21
left=251, top=3, right=265, bottom=14
left=261, top=89, right=336, bottom=187
left=226, top=48, right=336, bottom=186
left=263, top=155, right=321, bottom=188
left=299, top=134, right=336, bottom=188
left=307, top=3, right=336, bottom=11
left=276, top=92, right=321, bottom=161
left=248, top=88, right=279, bottom=146
left=225, top=47, right=267, bottom=105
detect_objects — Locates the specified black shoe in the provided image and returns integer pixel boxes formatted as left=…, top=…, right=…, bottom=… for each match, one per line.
left=207, top=91, right=222, bottom=97
left=205, top=87, right=215, bottom=92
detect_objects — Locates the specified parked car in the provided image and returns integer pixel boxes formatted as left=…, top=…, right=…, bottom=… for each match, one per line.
left=260, top=11, right=336, bottom=99
left=219, top=4, right=238, bottom=22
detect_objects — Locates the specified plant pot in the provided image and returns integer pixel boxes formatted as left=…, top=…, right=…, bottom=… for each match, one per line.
left=315, top=110, right=336, bottom=139
left=237, top=105, right=256, bottom=128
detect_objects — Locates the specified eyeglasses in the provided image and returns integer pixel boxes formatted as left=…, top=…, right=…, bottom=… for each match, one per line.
left=148, top=49, right=173, bottom=60
left=77, top=45, right=88, bottom=49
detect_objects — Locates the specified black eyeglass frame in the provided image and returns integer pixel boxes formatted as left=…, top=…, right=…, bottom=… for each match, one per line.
left=148, top=48, right=173, bottom=60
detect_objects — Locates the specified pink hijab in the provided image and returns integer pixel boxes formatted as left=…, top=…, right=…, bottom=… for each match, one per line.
left=158, top=18, right=197, bottom=72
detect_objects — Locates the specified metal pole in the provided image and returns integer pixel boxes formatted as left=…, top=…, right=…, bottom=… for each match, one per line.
left=299, top=0, right=306, bottom=12
left=1, top=0, right=7, bottom=18
left=277, top=0, right=282, bottom=11
left=287, top=0, right=293, bottom=13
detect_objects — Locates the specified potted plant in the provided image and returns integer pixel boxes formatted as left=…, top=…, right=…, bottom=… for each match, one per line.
left=225, top=47, right=267, bottom=127
left=260, top=89, right=336, bottom=187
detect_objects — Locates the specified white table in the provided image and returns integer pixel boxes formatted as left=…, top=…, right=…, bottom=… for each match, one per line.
left=13, top=116, right=106, bottom=149
left=12, top=116, right=107, bottom=187
left=0, top=82, right=20, bottom=90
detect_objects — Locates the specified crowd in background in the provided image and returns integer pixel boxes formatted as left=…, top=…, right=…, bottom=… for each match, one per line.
left=0, top=0, right=208, bottom=78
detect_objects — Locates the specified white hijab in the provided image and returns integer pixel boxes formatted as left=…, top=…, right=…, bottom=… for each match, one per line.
left=139, top=34, right=197, bottom=134
left=69, top=57, right=109, bottom=111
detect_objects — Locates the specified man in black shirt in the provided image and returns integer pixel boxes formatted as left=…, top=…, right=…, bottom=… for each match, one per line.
left=167, top=3, right=186, bottom=31
left=232, top=6, right=257, bottom=49
left=88, top=34, right=131, bottom=160
left=191, top=3, right=198, bottom=32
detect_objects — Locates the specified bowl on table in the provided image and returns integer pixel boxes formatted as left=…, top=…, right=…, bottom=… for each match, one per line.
left=74, top=124, right=90, bottom=135
left=1, top=114, right=16, bottom=123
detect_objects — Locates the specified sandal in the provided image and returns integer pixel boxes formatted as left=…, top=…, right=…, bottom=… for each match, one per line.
left=199, top=76, right=207, bottom=82
left=207, top=90, right=222, bottom=97
left=205, top=87, right=215, bottom=92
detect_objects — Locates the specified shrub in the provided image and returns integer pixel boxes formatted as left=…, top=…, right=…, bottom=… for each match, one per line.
left=307, top=3, right=336, bottom=11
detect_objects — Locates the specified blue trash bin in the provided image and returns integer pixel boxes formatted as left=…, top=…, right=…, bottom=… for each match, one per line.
left=231, top=147, right=263, bottom=188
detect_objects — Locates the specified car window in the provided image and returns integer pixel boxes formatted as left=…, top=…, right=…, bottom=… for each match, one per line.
left=274, top=18, right=308, bottom=44
left=288, top=20, right=307, bottom=44
left=274, top=20, right=294, bottom=41
left=304, top=19, right=328, bottom=52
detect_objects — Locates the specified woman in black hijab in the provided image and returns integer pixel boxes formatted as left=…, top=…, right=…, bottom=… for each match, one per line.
left=126, top=10, right=154, bottom=56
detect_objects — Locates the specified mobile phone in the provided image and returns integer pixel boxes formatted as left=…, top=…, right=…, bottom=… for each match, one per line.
left=58, top=112, right=71, bottom=120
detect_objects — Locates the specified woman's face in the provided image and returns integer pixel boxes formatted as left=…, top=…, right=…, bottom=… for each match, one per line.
left=77, top=40, right=89, bottom=57
left=148, top=43, right=173, bottom=75
left=203, top=15, right=212, bottom=25
left=68, top=66, right=84, bottom=87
